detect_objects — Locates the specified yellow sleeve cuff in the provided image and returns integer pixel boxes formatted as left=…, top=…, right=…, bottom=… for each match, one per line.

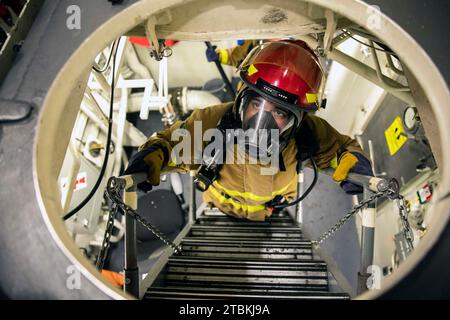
left=218, top=48, right=229, bottom=64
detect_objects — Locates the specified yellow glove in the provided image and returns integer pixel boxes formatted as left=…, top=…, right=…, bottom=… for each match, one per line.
left=332, top=152, right=359, bottom=182
left=143, top=148, right=165, bottom=186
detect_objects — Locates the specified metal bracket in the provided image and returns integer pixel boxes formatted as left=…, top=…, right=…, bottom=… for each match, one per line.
left=369, top=40, right=410, bottom=92
left=145, top=11, right=173, bottom=61
left=385, top=53, right=405, bottom=76
left=322, top=10, right=337, bottom=55
left=331, top=31, right=349, bottom=48
left=145, top=16, right=162, bottom=60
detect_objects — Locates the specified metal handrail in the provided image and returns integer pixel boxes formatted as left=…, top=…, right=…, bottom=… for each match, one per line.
left=114, top=173, right=146, bottom=298
left=320, top=169, right=389, bottom=293
left=320, top=167, right=390, bottom=193
left=115, top=173, right=193, bottom=298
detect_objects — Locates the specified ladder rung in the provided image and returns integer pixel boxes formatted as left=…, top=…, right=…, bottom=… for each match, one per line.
left=168, top=256, right=327, bottom=267
left=196, top=221, right=295, bottom=227
left=191, top=225, right=302, bottom=231
left=180, top=251, right=312, bottom=260
left=145, top=287, right=349, bottom=300
left=181, top=238, right=311, bottom=245
left=166, top=266, right=326, bottom=277
left=164, top=280, right=328, bottom=292
left=165, top=273, right=328, bottom=285
left=145, top=290, right=348, bottom=300
left=189, top=231, right=303, bottom=239
left=183, top=236, right=305, bottom=242
left=181, top=244, right=311, bottom=252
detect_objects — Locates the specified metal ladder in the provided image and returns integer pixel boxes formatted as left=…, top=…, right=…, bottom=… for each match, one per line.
left=144, top=208, right=350, bottom=300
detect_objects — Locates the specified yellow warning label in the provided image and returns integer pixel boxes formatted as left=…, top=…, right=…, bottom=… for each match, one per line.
left=384, top=116, right=408, bottom=156
left=247, top=64, right=258, bottom=76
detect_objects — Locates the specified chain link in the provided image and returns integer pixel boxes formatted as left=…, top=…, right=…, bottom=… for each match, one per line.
left=397, top=195, right=415, bottom=252
left=98, top=177, right=414, bottom=264
left=311, top=191, right=385, bottom=246
left=95, top=178, right=183, bottom=269
left=124, top=207, right=182, bottom=254
left=312, top=185, right=415, bottom=252
left=107, top=178, right=182, bottom=254
left=95, top=202, right=119, bottom=270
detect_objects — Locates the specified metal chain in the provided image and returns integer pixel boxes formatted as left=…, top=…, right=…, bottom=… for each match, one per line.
left=104, top=179, right=182, bottom=255
left=95, top=202, right=119, bottom=270
left=312, top=185, right=415, bottom=250
left=397, top=194, right=415, bottom=252
left=123, top=205, right=183, bottom=255
left=311, top=191, right=386, bottom=246
left=98, top=177, right=414, bottom=262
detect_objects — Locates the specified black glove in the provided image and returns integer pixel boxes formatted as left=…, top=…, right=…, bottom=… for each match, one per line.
left=124, top=145, right=165, bottom=192
left=205, top=45, right=219, bottom=62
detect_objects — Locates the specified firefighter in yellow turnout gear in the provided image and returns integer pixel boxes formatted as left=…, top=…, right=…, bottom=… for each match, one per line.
left=125, top=40, right=373, bottom=221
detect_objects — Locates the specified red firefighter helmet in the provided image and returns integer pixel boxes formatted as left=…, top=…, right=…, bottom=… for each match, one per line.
left=238, top=40, right=324, bottom=123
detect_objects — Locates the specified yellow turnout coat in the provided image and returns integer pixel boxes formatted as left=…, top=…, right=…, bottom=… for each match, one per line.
left=140, top=103, right=365, bottom=221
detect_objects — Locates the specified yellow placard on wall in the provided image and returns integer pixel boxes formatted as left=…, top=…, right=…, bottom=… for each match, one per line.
left=384, top=116, right=408, bottom=156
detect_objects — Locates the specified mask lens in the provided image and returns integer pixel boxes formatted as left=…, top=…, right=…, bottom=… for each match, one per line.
left=243, top=97, right=292, bottom=131
left=239, top=95, right=293, bottom=160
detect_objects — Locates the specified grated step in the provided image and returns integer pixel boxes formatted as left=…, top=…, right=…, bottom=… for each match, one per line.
left=183, top=236, right=306, bottom=242
left=179, top=242, right=312, bottom=260
left=196, top=215, right=295, bottom=227
left=143, top=207, right=350, bottom=300
left=180, top=238, right=311, bottom=245
left=168, top=256, right=326, bottom=268
left=196, top=220, right=295, bottom=227
left=188, top=232, right=303, bottom=240
left=191, top=225, right=302, bottom=231
left=145, top=286, right=350, bottom=300
left=161, top=279, right=328, bottom=292
left=189, top=226, right=303, bottom=239
left=164, top=274, right=328, bottom=287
